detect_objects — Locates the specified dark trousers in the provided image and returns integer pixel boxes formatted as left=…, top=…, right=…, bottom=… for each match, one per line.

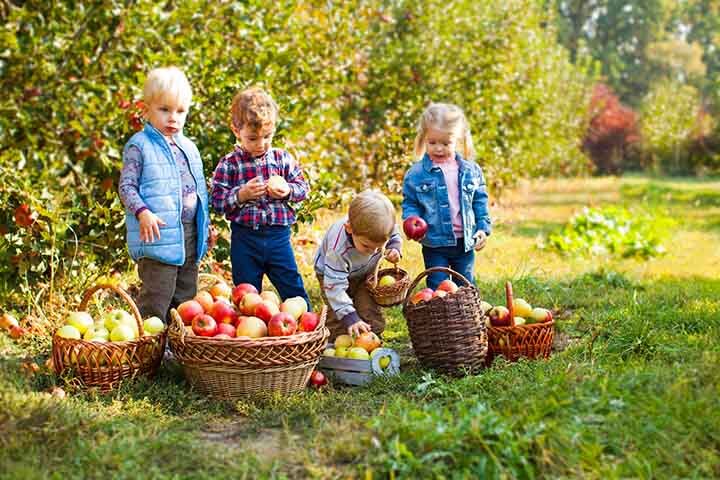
left=137, top=221, right=198, bottom=323
left=422, top=238, right=475, bottom=290
left=316, top=273, right=385, bottom=341
left=230, top=223, right=311, bottom=309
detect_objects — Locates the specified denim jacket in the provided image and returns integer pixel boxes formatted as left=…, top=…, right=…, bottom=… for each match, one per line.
left=402, top=153, right=491, bottom=252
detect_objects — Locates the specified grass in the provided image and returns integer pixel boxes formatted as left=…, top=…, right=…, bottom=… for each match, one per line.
left=2, top=175, right=720, bottom=479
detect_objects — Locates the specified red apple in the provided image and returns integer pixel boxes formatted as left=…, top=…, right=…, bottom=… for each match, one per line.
left=9, top=325, right=27, bottom=339
left=236, top=316, right=268, bottom=338
left=436, top=279, right=459, bottom=294
left=309, top=369, right=328, bottom=388
left=240, top=292, right=263, bottom=316
left=194, top=291, right=214, bottom=313
left=209, top=299, right=239, bottom=325
left=177, top=300, right=204, bottom=325
left=432, top=289, right=448, bottom=299
left=354, top=331, right=381, bottom=353
left=254, top=300, right=280, bottom=324
left=298, top=311, right=320, bottom=332
left=231, top=283, right=258, bottom=306
left=267, top=312, right=297, bottom=336
left=488, top=306, right=511, bottom=327
left=191, top=314, right=217, bottom=337
left=209, top=282, right=232, bottom=300
left=410, top=287, right=434, bottom=305
left=402, top=215, right=428, bottom=241
left=215, top=322, right=237, bottom=337
left=260, top=290, right=281, bottom=306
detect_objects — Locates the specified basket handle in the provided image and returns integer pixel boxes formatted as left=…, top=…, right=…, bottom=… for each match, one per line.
left=402, top=267, right=473, bottom=309
left=505, top=280, right=516, bottom=327
left=370, top=244, right=400, bottom=288
left=79, top=283, right=144, bottom=336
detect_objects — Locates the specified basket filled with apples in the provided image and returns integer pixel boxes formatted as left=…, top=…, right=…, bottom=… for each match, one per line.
left=364, top=249, right=410, bottom=307
left=318, top=332, right=401, bottom=386
left=51, top=283, right=167, bottom=391
left=484, top=281, right=555, bottom=364
left=167, top=279, right=329, bottom=400
left=402, top=267, right=488, bottom=374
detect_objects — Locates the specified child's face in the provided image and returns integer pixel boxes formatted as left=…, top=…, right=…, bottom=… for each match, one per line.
left=234, top=123, right=275, bottom=158
left=425, top=126, right=459, bottom=163
left=345, top=223, right=386, bottom=255
left=145, top=99, right=188, bottom=139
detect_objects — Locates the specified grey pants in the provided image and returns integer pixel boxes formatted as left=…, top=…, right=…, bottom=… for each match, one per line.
left=137, top=221, right=198, bottom=323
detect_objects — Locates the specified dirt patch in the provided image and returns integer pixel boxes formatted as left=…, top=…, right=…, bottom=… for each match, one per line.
left=199, top=420, right=290, bottom=465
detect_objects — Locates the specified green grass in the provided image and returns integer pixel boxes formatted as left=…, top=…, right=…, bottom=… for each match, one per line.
left=2, top=175, right=720, bottom=479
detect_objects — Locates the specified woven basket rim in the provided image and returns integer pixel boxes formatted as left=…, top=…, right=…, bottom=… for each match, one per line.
left=366, top=267, right=411, bottom=295
left=486, top=318, right=555, bottom=332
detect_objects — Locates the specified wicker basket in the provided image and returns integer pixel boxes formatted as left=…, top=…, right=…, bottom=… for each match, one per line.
left=365, top=254, right=410, bottom=307
left=402, top=267, right=488, bottom=374
left=167, top=306, right=329, bottom=399
left=486, top=281, right=555, bottom=364
left=51, top=283, right=166, bottom=391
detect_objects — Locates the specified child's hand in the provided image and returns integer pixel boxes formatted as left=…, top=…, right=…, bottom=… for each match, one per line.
left=348, top=320, right=372, bottom=337
left=237, top=176, right=266, bottom=202
left=473, top=231, right=488, bottom=251
left=267, top=179, right=291, bottom=199
left=138, top=210, right=167, bottom=243
left=384, top=248, right=401, bottom=264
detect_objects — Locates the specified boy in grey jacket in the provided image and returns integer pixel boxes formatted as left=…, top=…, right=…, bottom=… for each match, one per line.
left=314, top=191, right=402, bottom=340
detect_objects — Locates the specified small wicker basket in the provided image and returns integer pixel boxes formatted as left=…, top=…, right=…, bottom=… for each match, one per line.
left=402, top=267, right=488, bottom=374
left=365, top=253, right=410, bottom=307
left=168, top=306, right=329, bottom=400
left=486, top=281, right=555, bottom=364
left=51, top=283, right=166, bottom=391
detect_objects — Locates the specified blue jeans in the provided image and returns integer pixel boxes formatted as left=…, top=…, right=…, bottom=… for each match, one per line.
left=230, top=223, right=311, bottom=309
left=421, top=238, right=475, bottom=290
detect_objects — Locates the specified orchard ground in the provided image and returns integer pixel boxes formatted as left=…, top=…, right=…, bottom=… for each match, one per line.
left=1, top=175, right=719, bottom=479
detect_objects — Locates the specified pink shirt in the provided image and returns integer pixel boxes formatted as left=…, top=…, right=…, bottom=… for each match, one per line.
left=436, top=160, right=463, bottom=237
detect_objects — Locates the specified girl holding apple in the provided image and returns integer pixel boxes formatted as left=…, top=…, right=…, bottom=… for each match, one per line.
left=401, top=103, right=492, bottom=289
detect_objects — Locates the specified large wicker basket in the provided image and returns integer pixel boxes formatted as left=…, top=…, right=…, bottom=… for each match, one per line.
left=51, top=283, right=166, bottom=391
left=168, top=306, right=329, bottom=400
left=365, top=255, right=410, bottom=307
left=402, top=267, right=488, bottom=374
left=486, top=281, right=555, bottom=364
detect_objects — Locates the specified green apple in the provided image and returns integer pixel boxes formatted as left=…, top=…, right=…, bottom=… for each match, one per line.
left=110, top=323, right=136, bottom=342
left=323, top=348, right=336, bottom=357
left=529, top=307, right=552, bottom=324
left=513, top=316, right=526, bottom=326
left=143, top=316, right=165, bottom=335
left=347, top=347, right=370, bottom=360
left=334, top=346, right=349, bottom=358
left=56, top=325, right=81, bottom=339
left=378, top=275, right=396, bottom=287
left=83, top=325, right=109, bottom=340
left=104, top=309, right=137, bottom=334
left=66, top=311, right=94, bottom=334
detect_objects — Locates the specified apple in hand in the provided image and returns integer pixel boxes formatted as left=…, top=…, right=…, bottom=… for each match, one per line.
left=236, top=316, right=268, bottom=338
left=254, top=300, right=280, bottom=324
left=209, top=299, right=239, bottom=325
left=529, top=307, right=552, bottom=323
left=309, top=369, right=328, bottom=388
left=402, top=215, right=428, bottom=241
left=192, top=314, right=218, bottom=337
left=267, top=175, right=289, bottom=193
left=410, top=288, right=434, bottom=304
left=215, top=322, right=236, bottom=337
left=177, top=300, right=204, bottom=326
left=488, top=305, right=511, bottom=327
left=436, top=279, right=459, bottom=294
left=268, top=312, right=297, bottom=336
left=231, top=283, right=258, bottom=306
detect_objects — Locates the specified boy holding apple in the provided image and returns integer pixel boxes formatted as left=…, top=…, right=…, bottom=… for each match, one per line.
left=314, top=190, right=402, bottom=340
left=210, top=87, right=311, bottom=307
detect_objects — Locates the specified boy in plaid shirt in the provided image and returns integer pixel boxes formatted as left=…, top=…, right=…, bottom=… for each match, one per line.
left=211, top=87, right=310, bottom=307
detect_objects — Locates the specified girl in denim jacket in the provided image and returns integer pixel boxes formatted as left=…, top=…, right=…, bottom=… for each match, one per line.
left=401, top=103, right=492, bottom=289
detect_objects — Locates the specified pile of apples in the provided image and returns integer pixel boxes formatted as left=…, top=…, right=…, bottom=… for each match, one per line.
left=322, top=332, right=391, bottom=368
left=176, top=280, right=320, bottom=339
left=482, top=297, right=553, bottom=327
left=54, top=309, right=165, bottom=342
left=408, top=279, right=460, bottom=304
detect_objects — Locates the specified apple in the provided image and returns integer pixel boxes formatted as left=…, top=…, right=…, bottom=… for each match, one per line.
left=240, top=292, right=263, bottom=316
left=298, top=311, right=319, bottom=332
left=334, top=334, right=353, bottom=349
left=215, top=322, right=237, bottom=337
left=403, top=215, right=428, bottom=241
left=309, top=369, right=327, bottom=388
left=9, top=325, right=27, bottom=339
left=436, top=279, right=459, bottom=294
left=214, top=334, right=232, bottom=339
left=1, top=313, right=19, bottom=330
left=110, top=323, right=136, bottom=342
left=260, top=290, right=281, bottom=306
left=432, top=289, right=447, bottom=299
left=514, top=316, right=526, bottom=326
left=410, top=288, right=434, bottom=305
left=267, top=175, right=289, bottom=192
left=268, top=312, right=297, bottom=336
left=194, top=291, right=214, bottom=312
left=347, top=347, right=371, bottom=360
left=479, top=301, right=493, bottom=315
left=323, top=348, right=336, bottom=357
left=83, top=326, right=109, bottom=340
left=529, top=307, right=553, bottom=323
left=177, top=300, right=204, bottom=326
left=334, top=346, right=348, bottom=358
left=65, top=311, right=94, bottom=334
left=209, top=281, right=232, bottom=300
left=103, top=309, right=136, bottom=334
left=56, top=325, right=81, bottom=339
left=209, top=300, right=239, bottom=325
left=231, top=283, right=258, bottom=306
left=488, top=305, right=511, bottom=327
left=236, top=316, right=268, bottom=338
left=513, top=298, right=533, bottom=318
left=192, top=314, right=218, bottom=337
left=143, top=316, right=165, bottom=335
left=254, top=300, right=280, bottom=324
left=378, top=275, right=396, bottom=287
left=353, top=331, right=382, bottom=353
left=279, top=297, right=307, bottom=321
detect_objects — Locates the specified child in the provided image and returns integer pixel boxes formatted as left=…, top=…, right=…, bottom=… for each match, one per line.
left=119, top=66, right=210, bottom=322
left=402, top=102, right=491, bottom=290
left=314, top=190, right=402, bottom=339
left=211, top=87, right=311, bottom=306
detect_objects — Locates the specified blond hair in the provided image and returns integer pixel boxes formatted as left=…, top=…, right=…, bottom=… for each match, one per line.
left=143, top=66, right=192, bottom=108
left=230, top=87, right=279, bottom=131
left=413, top=102, right=475, bottom=160
left=348, top=190, right=396, bottom=243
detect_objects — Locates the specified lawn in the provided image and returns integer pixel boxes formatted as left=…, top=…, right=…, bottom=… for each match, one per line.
left=1, top=175, right=719, bottom=479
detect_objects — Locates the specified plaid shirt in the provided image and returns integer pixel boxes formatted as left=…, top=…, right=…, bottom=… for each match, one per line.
left=210, top=146, right=309, bottom=227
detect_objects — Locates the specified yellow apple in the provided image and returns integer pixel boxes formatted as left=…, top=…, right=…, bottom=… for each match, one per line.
left=513, top=316, right=526, bottom=326
left=66, top=311, right=94, bottom=334
left=56, top=325, right=81, bottom=339
left=334, top=334, right=353, bottom=349
left=143, top=316, right=165, bottom=335
left=378, top=275, right=396, bottom=287
left=110, top=324, right=136, bottom=342
left=513, top=298, right=533, bottom=318
left=347, top=347, right=371, bottom=360
left=334, top=346, right=349, bottom=358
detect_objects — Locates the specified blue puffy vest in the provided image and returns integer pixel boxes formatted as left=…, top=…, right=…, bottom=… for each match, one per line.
left=124, top=123, right=209, bottom=266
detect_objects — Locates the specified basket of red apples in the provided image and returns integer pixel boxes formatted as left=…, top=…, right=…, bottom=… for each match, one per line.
left=167, top=278, right=329, bottom=400
left=365, top=253, right=410, bottom=307
left=484, top=281, right=555, bottom=364
left=402, top=267, right=488, bottom=374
